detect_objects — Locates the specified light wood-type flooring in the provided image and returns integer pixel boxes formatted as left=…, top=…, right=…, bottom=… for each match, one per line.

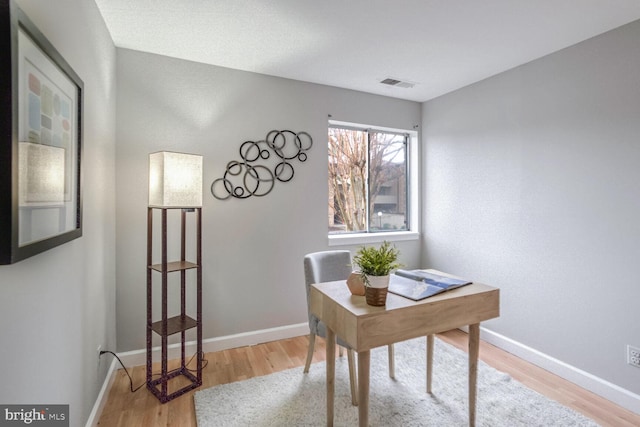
left=96, top=329, right=640, bottom=426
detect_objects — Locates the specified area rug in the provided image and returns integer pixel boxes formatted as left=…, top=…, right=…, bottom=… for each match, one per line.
left=194, top=337, right=599, bottom=426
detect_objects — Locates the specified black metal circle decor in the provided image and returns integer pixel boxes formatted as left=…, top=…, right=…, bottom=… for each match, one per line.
left=211, top=130, right=313, bottom=200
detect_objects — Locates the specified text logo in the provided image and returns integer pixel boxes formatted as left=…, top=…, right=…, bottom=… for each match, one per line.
left=0, top=405, right=68, bottom=426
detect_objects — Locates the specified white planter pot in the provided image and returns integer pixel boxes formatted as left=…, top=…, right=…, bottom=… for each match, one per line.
left=366, top=274, right=390, bottom=289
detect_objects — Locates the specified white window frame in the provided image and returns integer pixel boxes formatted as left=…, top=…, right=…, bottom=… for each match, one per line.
left=328, top=120, right=420, bottom=246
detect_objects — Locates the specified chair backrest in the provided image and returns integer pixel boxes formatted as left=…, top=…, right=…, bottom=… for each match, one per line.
left=304, top=250, right=352, bottom=290
left=303, top=250, right=352, bottom=334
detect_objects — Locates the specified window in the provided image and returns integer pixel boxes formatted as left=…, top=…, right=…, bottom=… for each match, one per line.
left=328, top=123, right=415, bottom=240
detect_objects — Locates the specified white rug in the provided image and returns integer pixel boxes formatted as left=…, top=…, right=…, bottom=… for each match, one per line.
left=194, top=337, right=599, bottom=426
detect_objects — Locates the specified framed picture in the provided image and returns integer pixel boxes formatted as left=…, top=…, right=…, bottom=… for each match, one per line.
left=0, top=0, right=83, bottom=264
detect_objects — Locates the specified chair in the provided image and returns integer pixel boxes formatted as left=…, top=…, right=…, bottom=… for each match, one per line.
left=303, top=250, right=395, bottom=406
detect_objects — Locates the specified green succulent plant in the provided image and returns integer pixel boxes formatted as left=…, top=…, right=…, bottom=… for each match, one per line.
left=352, top=241, right=402, bottom=286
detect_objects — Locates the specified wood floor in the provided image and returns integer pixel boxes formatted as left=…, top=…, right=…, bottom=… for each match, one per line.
left=96, top=329, right=640, bottom=426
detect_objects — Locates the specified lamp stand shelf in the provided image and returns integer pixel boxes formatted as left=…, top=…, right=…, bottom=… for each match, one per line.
left=146, top=207, right=202, bottom=403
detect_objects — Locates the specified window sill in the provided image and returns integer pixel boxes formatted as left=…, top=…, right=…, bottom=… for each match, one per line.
left=328, top=231, right=419, bottom=247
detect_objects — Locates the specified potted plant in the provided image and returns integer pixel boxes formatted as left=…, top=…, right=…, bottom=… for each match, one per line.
left=352, top=241, right=402, bottom=306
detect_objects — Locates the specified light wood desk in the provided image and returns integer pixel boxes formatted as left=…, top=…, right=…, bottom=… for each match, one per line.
left=310, top=271, right=500, bottom=427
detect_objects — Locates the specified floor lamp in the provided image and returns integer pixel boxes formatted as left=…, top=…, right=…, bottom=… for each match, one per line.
left=146, top=151, right=203, bottom=403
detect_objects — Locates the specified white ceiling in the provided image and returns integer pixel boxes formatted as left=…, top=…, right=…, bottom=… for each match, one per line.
left=94, top=0, right=640, bottom=102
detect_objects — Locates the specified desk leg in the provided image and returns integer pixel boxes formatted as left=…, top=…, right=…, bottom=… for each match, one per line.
left=469, top=323, right=480, bottom=427
left=426, top=334, right=434, bottom=394
left=326, top=328, right=335, bottom=427
left=357, top=350, right=370, bottom=427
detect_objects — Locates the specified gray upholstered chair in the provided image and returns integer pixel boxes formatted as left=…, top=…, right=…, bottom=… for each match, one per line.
left=303, top=250, right=395, bottom=406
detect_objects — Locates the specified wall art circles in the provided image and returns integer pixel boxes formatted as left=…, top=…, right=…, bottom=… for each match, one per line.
left=211, top=130, right=312, bottom=200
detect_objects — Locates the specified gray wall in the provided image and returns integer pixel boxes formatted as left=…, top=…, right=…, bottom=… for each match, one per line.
left=0, top=0, right=117, bottom=426
left=422, top=20, right=640, bottom=394
left=115, top=49, right=422, bottom=352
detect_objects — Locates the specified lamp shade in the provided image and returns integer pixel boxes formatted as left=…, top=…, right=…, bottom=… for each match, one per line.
left=149, top=151, right=203, bottom=208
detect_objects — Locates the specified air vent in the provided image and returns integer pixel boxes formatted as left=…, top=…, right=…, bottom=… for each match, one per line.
left=380, top=77, right=415, bottom=89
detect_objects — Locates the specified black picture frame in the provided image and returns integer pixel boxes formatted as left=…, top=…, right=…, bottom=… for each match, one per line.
left=0, top=0, right=83, bottom=265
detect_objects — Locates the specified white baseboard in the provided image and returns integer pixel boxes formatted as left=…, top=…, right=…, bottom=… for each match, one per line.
left=85, top=357, right=117, bottom=427
left=86, top=322, right=310, bottom=426
left=116, top=322, right=310, bottom=368
left=472, top=326, right=640, bottom=415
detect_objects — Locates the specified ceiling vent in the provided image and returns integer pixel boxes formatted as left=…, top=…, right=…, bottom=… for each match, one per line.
left=380, top=77, right=415, bottom=89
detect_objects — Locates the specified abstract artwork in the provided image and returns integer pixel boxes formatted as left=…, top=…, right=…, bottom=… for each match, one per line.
left=21, top=38, right=76, bottom=204
left=0, top=0, right=83, bottom=264
left=211, top=130, right=312, bottom=200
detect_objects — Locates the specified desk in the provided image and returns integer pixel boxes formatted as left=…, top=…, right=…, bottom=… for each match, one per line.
left=310, top=270, right=500, bottom=427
